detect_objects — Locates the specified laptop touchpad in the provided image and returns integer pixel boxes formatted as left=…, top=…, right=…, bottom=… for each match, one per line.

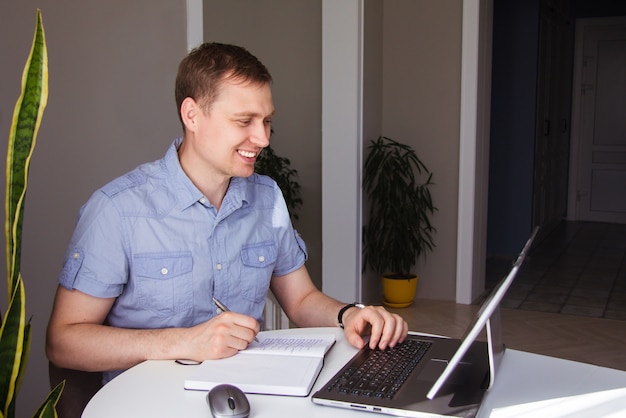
left=419, top=360, right=470, bottom=385
left=419, top=360, right=448, bottom=381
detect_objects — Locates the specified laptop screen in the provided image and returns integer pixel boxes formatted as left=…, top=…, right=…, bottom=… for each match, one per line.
left=426, top=227, right=538, bottom=399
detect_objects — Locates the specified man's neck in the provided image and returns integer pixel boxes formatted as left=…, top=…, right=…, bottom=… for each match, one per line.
left=177, top=141, right=230, bottom=211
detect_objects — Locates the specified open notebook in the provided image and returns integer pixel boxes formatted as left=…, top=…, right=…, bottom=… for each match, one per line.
left=184, top=332, right=335, bottom=396
left=312, top=228, right=538, bottom=417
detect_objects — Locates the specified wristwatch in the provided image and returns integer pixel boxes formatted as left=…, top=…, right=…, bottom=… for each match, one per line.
left=337, top=302, right=365, bottom=328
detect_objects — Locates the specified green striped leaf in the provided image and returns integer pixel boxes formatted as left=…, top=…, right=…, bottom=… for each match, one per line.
left=5, top=8, right=48, bottom=294
left=1, top=9, right=60, bottom=418
left=0, top=277, right=26, bottom=418
left=32, top=381, right=65, bottom=418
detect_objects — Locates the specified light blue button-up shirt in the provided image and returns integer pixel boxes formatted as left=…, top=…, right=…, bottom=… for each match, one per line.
left=59, top=138, right=307, bottom=381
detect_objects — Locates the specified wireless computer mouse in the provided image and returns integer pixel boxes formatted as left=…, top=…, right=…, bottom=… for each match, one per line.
left=206, top=384, right=250, bottom=418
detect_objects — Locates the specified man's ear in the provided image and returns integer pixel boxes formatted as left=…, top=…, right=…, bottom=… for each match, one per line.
left=180, top=97, right=200, bottom=132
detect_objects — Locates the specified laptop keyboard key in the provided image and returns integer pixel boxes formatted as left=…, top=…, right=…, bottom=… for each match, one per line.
left=326, top=339, right=432, bottom=400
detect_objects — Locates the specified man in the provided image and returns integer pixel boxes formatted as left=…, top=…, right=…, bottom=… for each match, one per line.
left=46, top=43, right=408, bottom=384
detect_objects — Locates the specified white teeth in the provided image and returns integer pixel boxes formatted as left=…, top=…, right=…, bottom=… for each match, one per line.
left=238, top=150, right=257, bottom=158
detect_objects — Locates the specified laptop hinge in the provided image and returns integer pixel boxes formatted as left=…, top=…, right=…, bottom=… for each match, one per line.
left=485, top=306, right=506, bottom=390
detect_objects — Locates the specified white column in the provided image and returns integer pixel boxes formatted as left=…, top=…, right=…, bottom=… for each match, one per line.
left=186, top=0, right=203, bottom=51
left=321, top=0, right=363, bottom=302
left=457, top=0, right=491, bottom=303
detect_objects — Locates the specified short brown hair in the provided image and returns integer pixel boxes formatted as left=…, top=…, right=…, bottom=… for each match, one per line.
left=175, top=42, right=272, bottom=126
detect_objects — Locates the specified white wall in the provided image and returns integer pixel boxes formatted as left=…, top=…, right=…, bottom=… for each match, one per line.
left=0, top=1, right=186, bottom=412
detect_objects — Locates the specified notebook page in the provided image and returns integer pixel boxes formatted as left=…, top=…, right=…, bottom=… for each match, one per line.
left=244, top=333, right=336, bottom=357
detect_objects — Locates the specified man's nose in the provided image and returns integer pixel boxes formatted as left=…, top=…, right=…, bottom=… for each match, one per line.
left=251, top=124, right=270, bottom=148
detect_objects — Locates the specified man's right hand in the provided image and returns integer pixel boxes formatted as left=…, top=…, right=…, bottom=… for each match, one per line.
left=181, top=311, right=260, bottom=361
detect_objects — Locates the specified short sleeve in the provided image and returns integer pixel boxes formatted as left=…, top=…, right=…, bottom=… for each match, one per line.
left=58, top=191, right=128, bottom=298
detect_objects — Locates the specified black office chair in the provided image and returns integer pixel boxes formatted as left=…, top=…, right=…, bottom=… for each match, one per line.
left=49, top=362, right=103, bottom=418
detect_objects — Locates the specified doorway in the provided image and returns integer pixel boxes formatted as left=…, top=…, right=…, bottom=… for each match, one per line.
left=568, top=16, right=626, bottom=224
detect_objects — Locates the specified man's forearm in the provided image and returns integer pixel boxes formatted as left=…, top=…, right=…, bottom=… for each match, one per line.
left=287, top=290, right=344, bottom=329
left=46, top=323, right=184, bottom=372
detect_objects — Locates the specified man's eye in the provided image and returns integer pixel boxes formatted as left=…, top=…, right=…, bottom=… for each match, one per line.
left=264, top=119, right=273, bottom=126
left=238, top=120, right=251, bottom=126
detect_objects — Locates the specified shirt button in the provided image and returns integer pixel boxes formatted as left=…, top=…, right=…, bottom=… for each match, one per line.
left=73, top=252, right=80, bottom=259
left=216, top=263, right=222, bottom=271
left=200, top=197, right=206, bottom=204
left=258, top=255, right=265, bottom=263
left=160, top=267, right=168, bottom=275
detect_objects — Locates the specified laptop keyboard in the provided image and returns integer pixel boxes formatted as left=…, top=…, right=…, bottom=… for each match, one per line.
left=321, top=339, right=432, bottom=400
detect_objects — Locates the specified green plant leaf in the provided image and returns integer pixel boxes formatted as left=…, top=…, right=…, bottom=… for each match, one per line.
left=0, top=277, right=26, bottom=418
left=1, top=9, right=60, bottom=418
left=15, top=319, right=31, bottom=406
left=5, top=9, right=48, bottom=295
left=362, top=136, right=437, bottom=275
left=255, top=143, right=302, bottom=221
left=32, top=381, right=65, bottom=418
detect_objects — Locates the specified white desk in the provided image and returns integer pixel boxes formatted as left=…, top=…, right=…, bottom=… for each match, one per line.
left=82, top=327, right=626, bottom=417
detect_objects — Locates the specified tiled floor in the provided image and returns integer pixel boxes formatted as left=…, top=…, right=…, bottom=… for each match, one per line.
left=390, top=298, right=626, bottom=371
left=485, top=221, right=626, bottom=320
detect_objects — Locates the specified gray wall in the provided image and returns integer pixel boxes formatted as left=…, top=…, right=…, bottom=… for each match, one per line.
left=381, top=0, right=463, bottom=300
left=0, top=0, right=186, bottom=413
left=362, top=0, right=385, bottom=301
left=360, top=0, right=464, bottom=302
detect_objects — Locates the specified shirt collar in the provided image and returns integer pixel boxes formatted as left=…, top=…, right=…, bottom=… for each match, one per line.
left=164, top=137, right=250, bottom=212
left=220, top=177, right=249, bottom=217
left=163, top=137, right=203, bottom=210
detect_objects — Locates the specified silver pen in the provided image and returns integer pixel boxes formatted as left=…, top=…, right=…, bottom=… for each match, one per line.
left=212, top=296, right=260, bottom=342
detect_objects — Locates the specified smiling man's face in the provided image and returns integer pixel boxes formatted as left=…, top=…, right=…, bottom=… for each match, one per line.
left=181, top=78, right=274, bottom=185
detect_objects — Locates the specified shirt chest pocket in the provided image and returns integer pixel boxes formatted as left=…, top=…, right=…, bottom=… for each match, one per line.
left=133, top=252, right=194, bottom=317
left=240, top=242, right=277, bottom=303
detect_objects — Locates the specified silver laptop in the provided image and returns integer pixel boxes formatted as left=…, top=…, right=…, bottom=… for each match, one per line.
left=312, top=228, right=538, bottom=417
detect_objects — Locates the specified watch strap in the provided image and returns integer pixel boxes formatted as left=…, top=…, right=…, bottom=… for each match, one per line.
left=337, top=302, right=365, bottom=328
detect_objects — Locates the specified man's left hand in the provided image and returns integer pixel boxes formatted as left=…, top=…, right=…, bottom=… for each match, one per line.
left=341, top=305, right=409, bottom=350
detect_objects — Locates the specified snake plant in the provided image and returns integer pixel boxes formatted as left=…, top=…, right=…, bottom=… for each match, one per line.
left=0, top=9, right=64, bottom=418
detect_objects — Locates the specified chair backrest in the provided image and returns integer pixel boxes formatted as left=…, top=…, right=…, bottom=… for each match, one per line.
left=49, top=362, right=103, bottom=418
left=263, top=292, right=290, bottom=330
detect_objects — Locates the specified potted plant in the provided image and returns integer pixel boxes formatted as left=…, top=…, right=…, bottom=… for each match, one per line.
left=362, top=136, right=436, bottom=307
left=254, top=134, right=303, bottom=221
left=0, top=9, right=64, bottom=417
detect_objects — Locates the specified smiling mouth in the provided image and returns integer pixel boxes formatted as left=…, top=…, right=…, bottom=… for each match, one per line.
left=238, top=150, right=258, bottom=158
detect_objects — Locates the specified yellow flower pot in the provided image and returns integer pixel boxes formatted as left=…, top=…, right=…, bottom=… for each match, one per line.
left=382, top=274, right=418, bottom=308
